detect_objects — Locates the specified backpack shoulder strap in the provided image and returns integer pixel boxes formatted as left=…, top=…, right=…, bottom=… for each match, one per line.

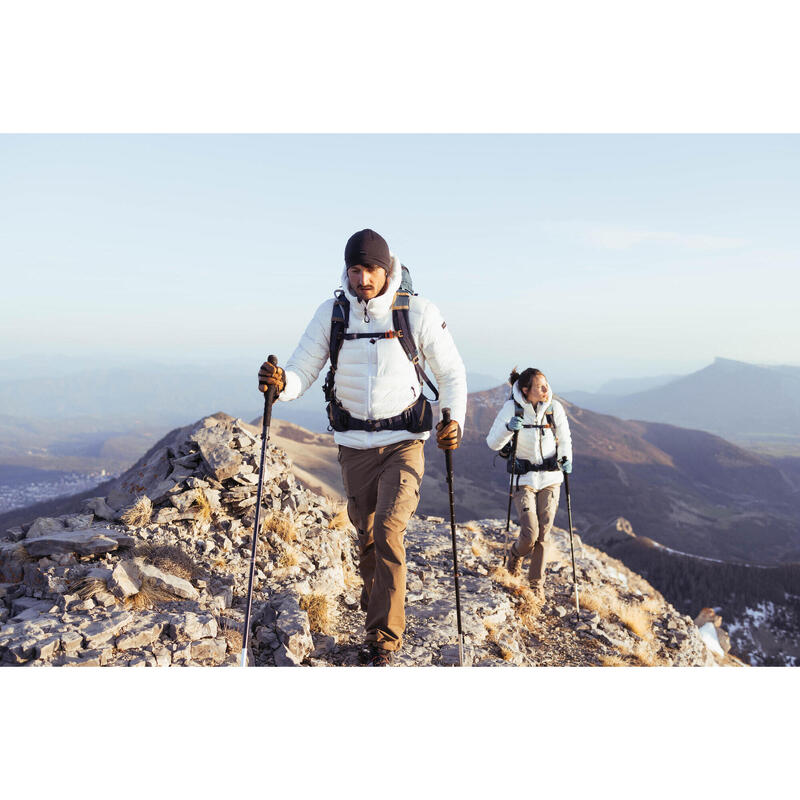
left=391, top=291, right=439, bottom=400
left=329, top=289, right=350, bottom=371
left=545, top=403, right=558, bottom=443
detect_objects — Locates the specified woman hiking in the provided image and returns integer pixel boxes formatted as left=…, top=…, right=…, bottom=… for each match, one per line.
left=486, top=367, right=573, bottom=601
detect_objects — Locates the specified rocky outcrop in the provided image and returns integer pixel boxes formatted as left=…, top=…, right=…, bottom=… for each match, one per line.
left=0, top=412, right=738, bottom=668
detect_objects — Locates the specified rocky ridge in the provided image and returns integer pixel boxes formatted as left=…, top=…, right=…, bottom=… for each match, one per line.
left=1, top=413, right=738, bottom=667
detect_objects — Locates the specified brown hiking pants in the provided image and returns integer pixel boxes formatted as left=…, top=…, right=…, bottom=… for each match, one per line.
left=511, top=484, right=561, bottom=585
left=338, top=438, right=425, bottom=652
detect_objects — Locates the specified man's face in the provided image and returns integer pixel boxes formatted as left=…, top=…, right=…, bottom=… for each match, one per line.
left=347, top=264, right=388, bottom=301
left=524, top=375, right=550, bottom=404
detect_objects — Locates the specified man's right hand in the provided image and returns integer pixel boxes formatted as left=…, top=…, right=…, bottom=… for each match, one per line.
left=258, top=361, right=286, bottom=394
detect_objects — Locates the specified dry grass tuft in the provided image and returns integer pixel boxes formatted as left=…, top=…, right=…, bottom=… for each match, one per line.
left=277, top=548, right=299, bottom=568
left=513, top=585, right=542, bottom=631
left=193, top=490, right=212, bottom=524
left=599, top=654, right=630, bottom=667
left=121, top=495, right=153, bottom=527
left=640, top=593, right=664, bottom=614
left=579, top=584, right=656, bottom=641
left=328, top=504, right=351, bottom=531
left=123, top=581, right=179, bottom=611
left=262, top=512, right=296, bottom=543
left=299, top=593, right=332, bottom=634
left=133, top=543, right=198, bottom=580
left=489, top=565, right=519, bottom=591
left=220, top=621, right=242, bottom=654
left=631, top=640, right=660, bottom=666
left=578, top=591, right=606, bottom=616
left=463, top=521, right=481, bottom=533
left=470, top=532, right=489, bottom=559
left=483, top=620, right=515, bottom=661
left=487, top=566, right=542, bottom=630
left=618, top=605, right=652, bottom=639
left=69, top=576, right=107, bottom=601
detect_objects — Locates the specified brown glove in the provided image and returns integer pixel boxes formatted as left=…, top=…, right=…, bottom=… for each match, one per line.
left=435, top=418, right=462, bottom=450
left=258, top=361, right=286, bottom=394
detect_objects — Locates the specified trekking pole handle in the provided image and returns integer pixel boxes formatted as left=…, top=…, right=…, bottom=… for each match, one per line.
left=442, top=407, right=451, bottom=424
left=265, top=354, right=279, bottom=404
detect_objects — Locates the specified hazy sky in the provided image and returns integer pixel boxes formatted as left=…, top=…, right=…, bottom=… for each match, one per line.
left=1, top=134, right=798, bottom=390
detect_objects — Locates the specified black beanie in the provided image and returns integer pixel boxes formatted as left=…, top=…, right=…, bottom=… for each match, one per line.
left=344, top=229, right=391, bottom=271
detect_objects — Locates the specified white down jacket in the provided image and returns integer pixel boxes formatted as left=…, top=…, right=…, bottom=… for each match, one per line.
left=485, top=381, right=573, bottom=491
left=279, top=254, right=467, bottom=449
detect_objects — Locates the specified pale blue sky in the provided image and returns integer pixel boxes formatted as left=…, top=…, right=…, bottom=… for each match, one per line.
left=1, top=134, right=798, bottom=390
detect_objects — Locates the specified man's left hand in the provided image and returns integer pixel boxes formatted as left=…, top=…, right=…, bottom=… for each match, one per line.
left=436, top=418, right=462, bottom=450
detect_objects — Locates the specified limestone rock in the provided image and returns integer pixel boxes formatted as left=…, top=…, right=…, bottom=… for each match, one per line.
left=274, top=596, right=313, bottom=665
left=106, top=446, right=172, bottom=512
left=3, top=526, right=25, bottom=543
left=25, top=517, right=67, bottom=540
left=25, top=529, right=134, bottom=558
left=116, top=617, right=166, bottom=651
left=35, top=635, right=61, bottom=660
left=191, top=425, right=242, bottom=482
left=108, top=560, right=142, bottom=599
left=138, top=563, right=199, bottom=601
left=83, top=497, right=117, bottom=522
left=170, top=611, right=217, bottom=641
left=170, top=490, right=200, bottom=512
left=82, top=611, right=134, bottom=649
left=63, top=514, right=94, bottom=531
left=61, top=630, right=83, bottom=653
left=191, top=637, right=227, bottom=663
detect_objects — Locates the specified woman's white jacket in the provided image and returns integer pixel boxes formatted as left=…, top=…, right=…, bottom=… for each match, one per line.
left=278, top=255, right=467, bottom=450
left=486, top=382, right=573, bottom=491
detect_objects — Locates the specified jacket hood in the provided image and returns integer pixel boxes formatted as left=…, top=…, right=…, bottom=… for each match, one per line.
left=512, top=381, right=553, bottom=413
left=340, top=254, right=402, bottom=318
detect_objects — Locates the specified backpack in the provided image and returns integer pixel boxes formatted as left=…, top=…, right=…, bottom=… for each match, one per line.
left=497, top=397, right=559, bottom=475
left=322, top=266, right=439, bottom=433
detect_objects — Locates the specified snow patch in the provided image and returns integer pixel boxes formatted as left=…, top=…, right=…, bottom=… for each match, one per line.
left=698, top=622, right=724, bottom=657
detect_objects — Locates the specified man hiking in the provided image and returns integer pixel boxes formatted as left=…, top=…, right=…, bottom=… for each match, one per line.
left=258, top=229, right=467, bottom=666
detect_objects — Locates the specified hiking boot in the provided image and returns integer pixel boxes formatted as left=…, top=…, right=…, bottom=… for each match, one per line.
left=506, top=548, right=522, bottom=577
left=358, top=642, right=379, bottom=664
left=366, top=648, right=393, bottom=667
left=529, top=581, right=545, bottom=602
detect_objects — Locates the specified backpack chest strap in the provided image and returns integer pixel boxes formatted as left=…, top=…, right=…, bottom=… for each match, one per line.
left=343, top=330, right=404, bottom=341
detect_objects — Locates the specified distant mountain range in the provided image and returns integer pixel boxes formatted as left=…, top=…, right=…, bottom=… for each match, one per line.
left=0, top=363, right=502, bottom=466
left=562, top=358, right=800, bottom=448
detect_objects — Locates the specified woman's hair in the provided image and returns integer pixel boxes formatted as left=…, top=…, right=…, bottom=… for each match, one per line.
left=508, top=366, right=547, bottom=392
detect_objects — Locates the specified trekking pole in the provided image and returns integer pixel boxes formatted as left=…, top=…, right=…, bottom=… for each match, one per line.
left=442, top=408, right=465, bottom=666
left=241, top=354, right=279, bottom=667
left=560, top=457, right=580, bottom=622
left=503, top=430, right=520, bottom=566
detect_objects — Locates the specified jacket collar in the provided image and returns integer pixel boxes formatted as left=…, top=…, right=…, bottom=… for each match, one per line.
left=340, top=254, right=401, bottom=320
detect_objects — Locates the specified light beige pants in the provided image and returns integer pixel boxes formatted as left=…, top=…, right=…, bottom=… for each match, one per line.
left=510, top=484, right=561, bottom=584
left=339, top=438, right=424, bottom=652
